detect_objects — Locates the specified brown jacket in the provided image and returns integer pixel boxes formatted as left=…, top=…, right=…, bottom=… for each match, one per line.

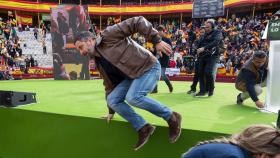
left=91, top=17, right=161, bottom=113
left=235, top=58, right=268, bottom=92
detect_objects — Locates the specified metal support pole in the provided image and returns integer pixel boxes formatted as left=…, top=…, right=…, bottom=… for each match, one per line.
left=252, top=4, right=256, bottom=18
left=180, top=13, right=183, bottom=30
left=226, top=8, right=229, bottom=20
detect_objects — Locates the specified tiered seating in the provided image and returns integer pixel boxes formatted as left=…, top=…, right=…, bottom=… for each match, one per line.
left=16, top=28, right=53, bottom=68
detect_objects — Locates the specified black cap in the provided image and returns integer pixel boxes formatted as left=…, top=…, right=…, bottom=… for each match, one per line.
left=253, top=51, right=267, bottom=59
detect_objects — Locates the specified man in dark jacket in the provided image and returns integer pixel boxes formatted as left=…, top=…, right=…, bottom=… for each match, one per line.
left=74, top=17, right=182, bottom=150
left=235, top=51, right=268, bottom=108
left=152, top=25, right=173, bottom=93
left=187, top=26, right=205, bottom=94
left=195, top=21, right=223, bottom=97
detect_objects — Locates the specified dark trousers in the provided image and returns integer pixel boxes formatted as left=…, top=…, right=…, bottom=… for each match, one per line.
left=80, top=62, right=90, bottom=80
left=34, top=33, right=38, bottom=40
left=198, top=56, right=218, bottom=93
left=190, top=59, right=200, bottom=91
left=153, top=67, right=173, bottom=92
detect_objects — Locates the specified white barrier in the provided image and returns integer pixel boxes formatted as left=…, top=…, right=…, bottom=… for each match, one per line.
left=165, top=68, right=180, bottom=76
left=264, top=41, right=280, bottom=113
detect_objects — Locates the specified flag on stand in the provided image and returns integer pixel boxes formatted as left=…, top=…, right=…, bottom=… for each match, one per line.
left=16, top=14, right=32, bottom=25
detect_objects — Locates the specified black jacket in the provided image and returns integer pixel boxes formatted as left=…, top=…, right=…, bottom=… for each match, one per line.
left=196, top=29, right=223, bottom=56
left=158, top=37, right=172, bottom=68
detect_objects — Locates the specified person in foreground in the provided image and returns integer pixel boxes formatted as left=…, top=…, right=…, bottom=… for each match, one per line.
left=74, top=16, right=182, bottom=150
left=182, top=124, right=280, bottom=158
left=235, top=51, right=268, bottom=108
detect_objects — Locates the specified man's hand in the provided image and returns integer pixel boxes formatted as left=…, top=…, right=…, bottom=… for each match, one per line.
left=155, top=41, right=172, bottom=57
left=255, top=100, right=264, bottom=108
left=101, top=114, right=114, bottom=123
left=197, top=47, right=205, bottom=54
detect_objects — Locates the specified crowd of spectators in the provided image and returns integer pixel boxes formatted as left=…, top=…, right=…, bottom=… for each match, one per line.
left=0, top=12, right=277, bottom=80
left=128, top=13, right=276, bottom=75
left=0, top=17, right=48, bottom=80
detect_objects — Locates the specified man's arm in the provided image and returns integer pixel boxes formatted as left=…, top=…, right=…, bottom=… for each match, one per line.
left=243, top=69, right=259, bottom=102
left=102, top=16, right=161, bottom=45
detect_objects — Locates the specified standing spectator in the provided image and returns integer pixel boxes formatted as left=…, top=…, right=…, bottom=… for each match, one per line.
left=16, top=43, right=22, bottom=57
left=176, top=57, right=183, bottom=69
left=33, top=26, right=38, bottom=40
left=10, top=27, right=17, bottom=41
left=196, top=20, right=223, bottom=97
left=24, top=56, right=30, bottom=74
left=42, top=39, right=47, bottom=54
left=4, top=27, right=10, bottom=40
left=30, top=55, right=35, bottom=67
left=18, top=23, right=22, bottom=32
left=152, top=25, right=173, bottom=93
left=42, top=25, right=47, bottom=38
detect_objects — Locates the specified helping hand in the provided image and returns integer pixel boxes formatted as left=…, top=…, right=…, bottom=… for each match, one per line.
left=101, top=113, right=114, bottom=123
left=155, top=41, right=172, bottom=57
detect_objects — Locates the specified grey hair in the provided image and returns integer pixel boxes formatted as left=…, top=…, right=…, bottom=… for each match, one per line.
left=74, top=31, right=96, bottom=44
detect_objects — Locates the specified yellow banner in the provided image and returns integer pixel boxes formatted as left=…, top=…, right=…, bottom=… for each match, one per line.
left=88, top=3, right=192, bottom=14
left=0, top=0, right=277, bottom=14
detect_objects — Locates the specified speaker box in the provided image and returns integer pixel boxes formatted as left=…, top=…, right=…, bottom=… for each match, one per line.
left=0, top=91, right=37, bottom=107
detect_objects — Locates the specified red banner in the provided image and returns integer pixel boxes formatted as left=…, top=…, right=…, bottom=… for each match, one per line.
left=12, top=67, right=54, bottom=79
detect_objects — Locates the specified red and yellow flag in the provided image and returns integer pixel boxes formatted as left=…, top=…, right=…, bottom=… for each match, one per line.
left=16, top=14, right=32, bottom=25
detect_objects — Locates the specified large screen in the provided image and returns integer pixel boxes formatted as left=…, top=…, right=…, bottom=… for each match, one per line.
left=192, top=0, right=224, bottom=19
left=51, top=5, right=91, bottom=80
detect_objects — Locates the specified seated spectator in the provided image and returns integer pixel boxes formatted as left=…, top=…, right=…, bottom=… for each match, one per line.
left=25, top=25, right=30, bottom=31
left=169, top=59, right=176, bottom=68
left=0, top=70, right=4, bottom=80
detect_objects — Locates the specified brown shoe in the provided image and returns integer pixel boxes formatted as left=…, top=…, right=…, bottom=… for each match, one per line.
left=167, top=112, right=182, bottom=143
left=134, top=124, right=156, bottom=151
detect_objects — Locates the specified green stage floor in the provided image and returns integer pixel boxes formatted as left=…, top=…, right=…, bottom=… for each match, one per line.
left=0, top=80, right=276, bottom=134
left=0, top=80, right=277, bottom=158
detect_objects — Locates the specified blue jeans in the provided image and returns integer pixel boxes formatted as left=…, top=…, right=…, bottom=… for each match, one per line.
left=212, top=62, right=218, bottom=81
left=107, top=61, right=172, bottom=131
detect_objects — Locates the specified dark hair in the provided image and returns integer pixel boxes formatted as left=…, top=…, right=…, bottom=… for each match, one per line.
left=157, top=25, right=165, bottom=32
left=53, top=53, right=63, bottom=66
left=74, top=31, right=96, bottom=44
left=253, top=51, right=267, bottom=59
left=69, top=71, right=78, bottom=80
